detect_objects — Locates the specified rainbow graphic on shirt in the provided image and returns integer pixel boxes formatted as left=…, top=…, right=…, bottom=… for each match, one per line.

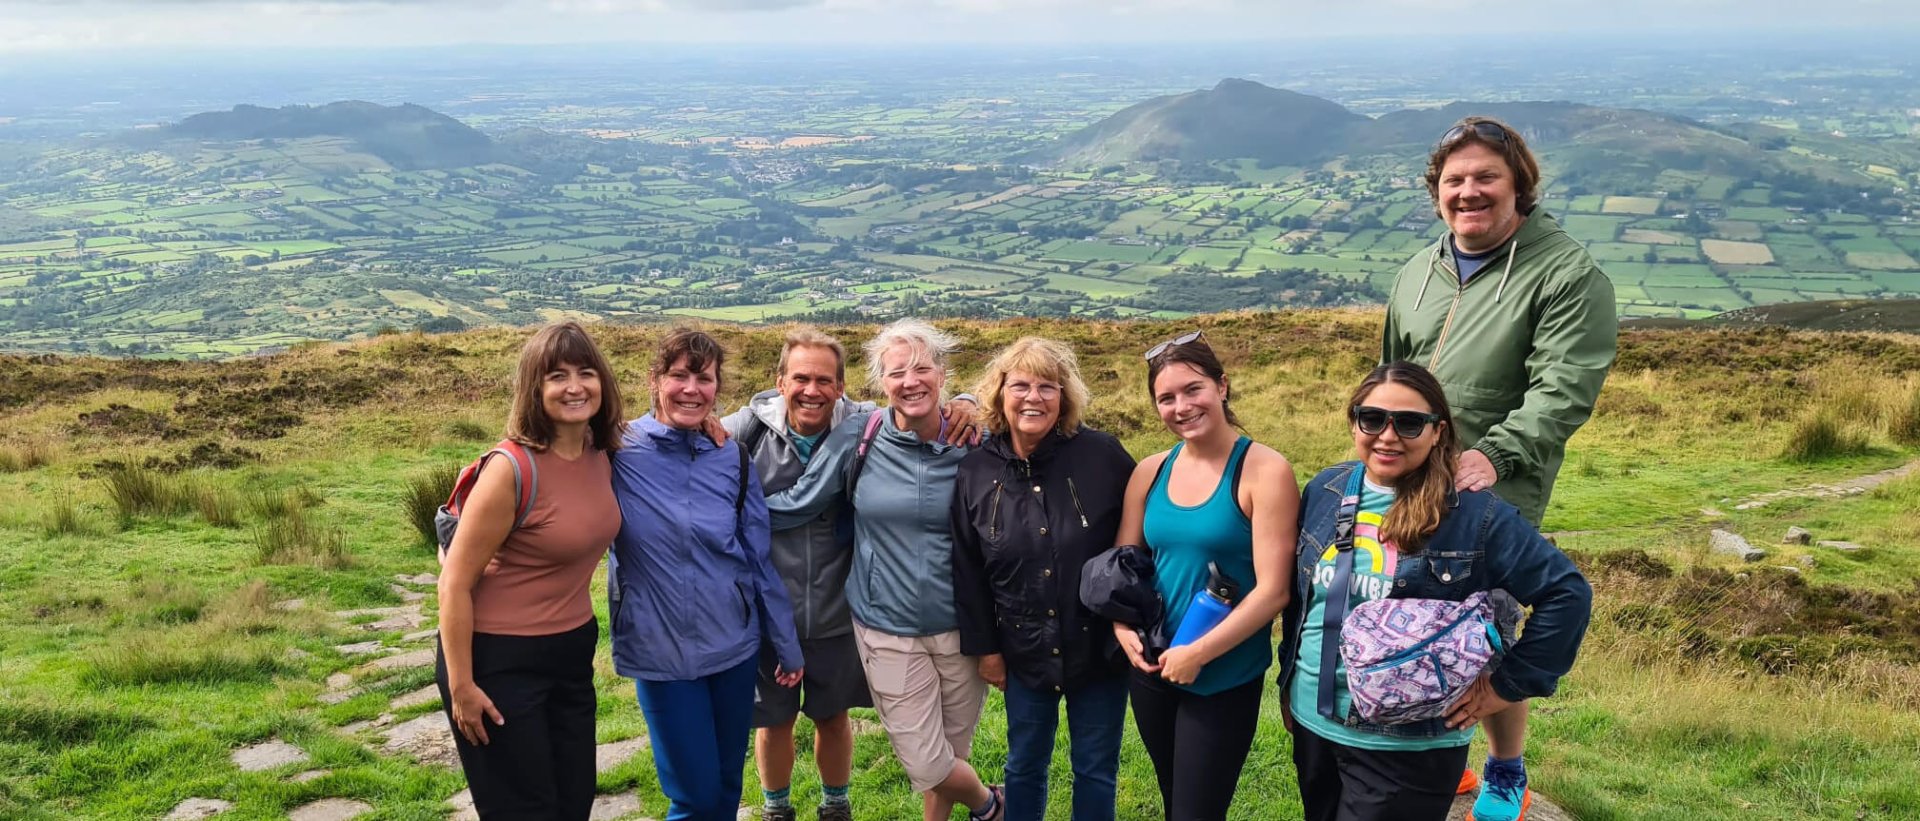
left=1314, top=510, right=1399, bottom=602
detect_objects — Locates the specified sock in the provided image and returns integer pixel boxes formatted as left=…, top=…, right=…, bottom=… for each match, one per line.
left=1484, top=754, right=1528, bottom=787
left=969, top=787, right=1000, bottom=820
left=822, top=784, right=850, bottom=808
left=762, top=787, right=792, bottom=811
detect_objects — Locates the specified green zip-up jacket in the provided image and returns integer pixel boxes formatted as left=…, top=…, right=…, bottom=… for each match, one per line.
left=1381, top=209, right=1617, bottom=525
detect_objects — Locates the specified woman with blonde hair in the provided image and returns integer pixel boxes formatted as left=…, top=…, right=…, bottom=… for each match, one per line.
left=951, top=337, right=1135, bottom=820
left=768, top=318, right=1005, bottom=821
left=436, top=320, right=626, bottom=819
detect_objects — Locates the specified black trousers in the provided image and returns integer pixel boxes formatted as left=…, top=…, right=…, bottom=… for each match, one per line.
left=1290, top=725, right=1467, bottom=821
left=1128, top=671, right=1264, bottom=821
left=435, top=618, right=598, bottom=821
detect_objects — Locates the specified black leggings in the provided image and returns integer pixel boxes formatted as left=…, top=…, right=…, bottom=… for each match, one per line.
left=435, top=618, right=598, bottom=821
left=1128, top=671, right=1264, bottom=821
left=1290, top=725, right=1467, bottom=821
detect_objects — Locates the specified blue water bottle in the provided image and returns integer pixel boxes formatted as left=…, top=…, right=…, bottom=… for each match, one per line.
left=1170, top=562, right=1239, bottom=648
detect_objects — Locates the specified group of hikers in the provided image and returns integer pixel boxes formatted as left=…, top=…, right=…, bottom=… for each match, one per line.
left=431, top=115, right=1618, bottom=821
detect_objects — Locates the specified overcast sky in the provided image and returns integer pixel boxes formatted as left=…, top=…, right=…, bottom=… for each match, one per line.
left=0, top=0, right=1915, bottom=52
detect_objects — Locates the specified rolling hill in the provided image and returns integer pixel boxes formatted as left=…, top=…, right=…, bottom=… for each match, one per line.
left=152, top=101, right=494, bottom=171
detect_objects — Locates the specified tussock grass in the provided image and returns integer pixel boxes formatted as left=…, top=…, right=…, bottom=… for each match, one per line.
left=0, top=701, right=153, bottom=750
left=1889, top=384, right=1920, bottom=446
left=100, top=463, right=195, bottom=524
left=127, top=578, right=208, bottom=626
left=77, top=636, right=286, bottom=688
left=248, top=485, right=323, bottom=520
left=41, top=486, right=89, bottom=537
left=403, top=463, right=460, bottom=549
left=253, top=505, right=351, bottom=568
left=443, top=418, right=493, bottom=442
left=0, top=439, right=51, bottom=473
left=191, top=484, right=243, bottom=528
left=1781, top=411, right=1873, bottom=462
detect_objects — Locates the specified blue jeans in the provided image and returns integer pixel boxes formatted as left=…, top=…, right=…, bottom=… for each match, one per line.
left=634, top=655, right=759, bottom=821
left=1002, top=673, right=1128, bottom=821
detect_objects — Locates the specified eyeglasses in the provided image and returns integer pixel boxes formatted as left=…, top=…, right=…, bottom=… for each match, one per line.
left=1006, top=381, right=1061, bottom=400
left=1438, top=121, right=1510, bottom=149
left=1144, top=330, right=1203, bottom=362
left=1350, top=406, right=1443, bottom=439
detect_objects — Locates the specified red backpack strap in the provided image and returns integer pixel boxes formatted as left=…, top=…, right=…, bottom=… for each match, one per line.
left=494, top=440, right=539, bottom=529
left=845, top=412, right=889, bottom=501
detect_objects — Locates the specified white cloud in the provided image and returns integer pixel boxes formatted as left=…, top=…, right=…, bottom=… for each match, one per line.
left=0, top=0, right=1912, bottom=52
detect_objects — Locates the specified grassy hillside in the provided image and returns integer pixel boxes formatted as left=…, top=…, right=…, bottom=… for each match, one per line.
left=4, top=312, right=1920, bottom=819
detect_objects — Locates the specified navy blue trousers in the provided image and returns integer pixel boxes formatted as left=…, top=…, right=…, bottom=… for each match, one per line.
left=1002, top=673, right=1129, bottom=821
left=634, top=655, right=760, bottom=821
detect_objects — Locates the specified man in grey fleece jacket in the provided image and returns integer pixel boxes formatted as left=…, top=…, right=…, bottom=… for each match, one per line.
left=722, top=328, right=974, bottom=821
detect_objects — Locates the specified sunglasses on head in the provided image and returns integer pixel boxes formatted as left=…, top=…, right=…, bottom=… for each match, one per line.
left=1144, top=330, right=1203, bottom=362
left=1438, top=121, right=1510, bottom=149
left=1350, top=405, right=1442, bottom=439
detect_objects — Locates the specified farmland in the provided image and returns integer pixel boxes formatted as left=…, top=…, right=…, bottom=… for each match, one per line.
left=2, top=46, right=1919, bottom=356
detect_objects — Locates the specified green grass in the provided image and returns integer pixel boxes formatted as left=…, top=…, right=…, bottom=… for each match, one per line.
left=4, top=318, right=1920, bottom=819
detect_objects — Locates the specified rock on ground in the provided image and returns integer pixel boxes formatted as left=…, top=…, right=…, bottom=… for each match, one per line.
left=380, top=712, right=459, bottom=768
left=165, top=798, right=233, bottom=819
left=1819, top=540, right=1867, bottom=552
left=391, top=683, right=441, bottom=710
left=1709, top=529, right=1766, bottom=562
left=1448, top=793, right=1574, bottom=821
left=596, top=736, right=649, bottom=773
left=447, top=789, right=477, bottom=821
left=366, top=648, right=436, bottom=672
left=333, top=641, right=389, bottom=657
left=395, top=572, right=438, bottom=586
left=289, top=769, right=330, bottom=783
left=588, top=792, right=644, bottom=821
left=287, top=798, right=374, bottom=821
left=231, top=738, right=309, bottom=772
left=1784, top=526, right=1812, bottom=544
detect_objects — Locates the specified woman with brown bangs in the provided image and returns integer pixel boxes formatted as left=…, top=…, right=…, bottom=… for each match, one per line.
left=436, top=320, right=627, bottom=820
left=1279, top=362, right=1591, bottom=821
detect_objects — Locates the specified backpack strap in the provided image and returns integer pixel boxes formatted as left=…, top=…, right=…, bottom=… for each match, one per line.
left=1228, top=436, right=1252, bottom=522
left=439, top=440, right=539, bottom=565
left=735, top=442, right=752, bottom=515
left=1317, top=466, right=1366, bottom=720
left=845, top=411, right=889, bottom=502
left=738, top=412, right=771, bottom=462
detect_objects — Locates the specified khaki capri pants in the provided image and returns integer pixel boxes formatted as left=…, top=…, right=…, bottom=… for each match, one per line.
left=851, top=621, right=989, bottom=792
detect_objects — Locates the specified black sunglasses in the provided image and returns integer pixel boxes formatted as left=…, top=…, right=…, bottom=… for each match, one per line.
left=1438, top=121, right=1510, bottom=149
left=1350, top=406, right=1443, bottom=439
left=1144, top=330, right=1203, bottom=362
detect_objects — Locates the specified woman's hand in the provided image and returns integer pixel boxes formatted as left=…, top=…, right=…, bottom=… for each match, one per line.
left=977, top=654, right=1007, bottom=691
left=1156, top=644, right=1204, bottom=685
left=702, top=414, right=731, bottom=445
left=1113, top=622, right=1160, bottom=674
left=1444, top=673, right=1517, bottom=731
left=774, top=665, right=804, bottom=688
left=450, top=681, right=505, bottom=745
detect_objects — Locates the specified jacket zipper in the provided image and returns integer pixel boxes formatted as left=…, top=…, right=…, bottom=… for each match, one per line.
left=1067, top=477, right=1088, bottom=528
left=1427, top=262, right=1464, bottom=370
left=988, top=481, right=1003, bottom=540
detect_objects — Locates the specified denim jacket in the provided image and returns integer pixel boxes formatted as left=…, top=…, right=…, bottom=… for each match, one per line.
left=1278, top=461, right=1592, bottom=739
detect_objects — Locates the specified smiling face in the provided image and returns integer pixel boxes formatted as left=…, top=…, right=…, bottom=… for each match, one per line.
left=541, top=361, right=603, bottom=429
left=879, top=341, right=944, bottom=422
left=778, top=344, right=844, bottom=436
left=1352, top=380, right=1444, bottom=485
left=1152, top=362, right=1228, bottom=442
left=1001, top=368, right=1062, bottom=445
left=1438, top=142, right=1524, bottom=254
left=652, top=354, right=718, bottom=430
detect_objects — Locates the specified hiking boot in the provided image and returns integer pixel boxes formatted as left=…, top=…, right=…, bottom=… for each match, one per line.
left=1457, top=767, right=1479, bottom=795
left=815, top=803, right=852, bottom=821
left=761, top=807, right=797, bottom=821
left=1466, top=761, right=1531, bottom=821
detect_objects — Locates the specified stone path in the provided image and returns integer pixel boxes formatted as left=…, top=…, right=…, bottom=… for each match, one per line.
left=1448, top=793, right=1575, bottom=820
left=288, top=798, right=373, bottom=821
left=164, top=798, right=233, bottom=819
left=1733, top=459, right=1919, bottom=510
left=230, top=738, right=308, bottom=772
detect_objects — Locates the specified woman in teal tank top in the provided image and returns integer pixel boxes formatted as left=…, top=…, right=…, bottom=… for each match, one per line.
left=1110, top=332, right=1299, bottom=821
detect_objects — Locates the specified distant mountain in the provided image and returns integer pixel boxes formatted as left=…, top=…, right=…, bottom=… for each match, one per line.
left=1044, top=78, right=1370, bottom=167
left=162, top=101, right=493, bottom=170
left=1040, top=80, right=1887, bottom=190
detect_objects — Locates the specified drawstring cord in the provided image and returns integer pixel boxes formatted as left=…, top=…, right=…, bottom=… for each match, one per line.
left=1494, top=238, right=1518, bottom=303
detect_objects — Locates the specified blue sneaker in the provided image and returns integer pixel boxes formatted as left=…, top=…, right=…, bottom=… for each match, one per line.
left=1467, top=758, right=1531, bottom=821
